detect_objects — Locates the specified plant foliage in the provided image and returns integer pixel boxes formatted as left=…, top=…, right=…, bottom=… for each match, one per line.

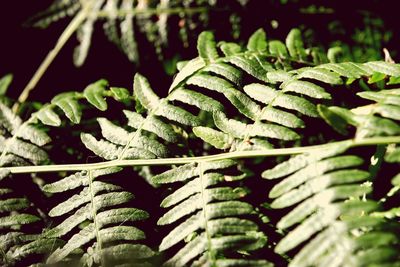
left=1, top=25, right=400, bottom=267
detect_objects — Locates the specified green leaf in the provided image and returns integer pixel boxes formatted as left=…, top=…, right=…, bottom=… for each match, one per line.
left=243, top=83, right=278, bottom=103
left=266, top=70, right=292, bottom=83
left=176, top=60, right=189, bottom=71
left=197, top=31, right=219, bottom=62
left=18, top=124, right=51, bottom=146
left=268, top=40, right=288, bottom=58
left=93, top=191, right=134, bottom=212
left=156, top=102, right=202, bottom=126
left=100, top=226, right=145, bottom=243
left=159, top=211, right=203, bottom=251
left=364, top=61, right=400, bottom=76
left=202, top=62, right=242, bottom=85
left=0, top=214, right=40, bottom=227
left=97, top=208, right=149, bottom=228
left=169, top=57, right=206, bottom=92
left=208, top=217, right=258, bottom=236
left=218, top=41, right=242, bottom=56
left=0, top=169, right=11, bottom=181
left=211, top=232, right=267, bottom=251
left=44, top=204, right=91, bottom=238
left=110, top=87, right=130, bottom=101
left=160, top=173, right=245, bottom=208
left=247, top=28, right=267, bottom=52
left=187, top=73, right=236, bottom=95
left=259, top=107, right=305, bottom=128
left=0, top=102, right=21, bottom=133
left=193, top=127, right=233, bottom=149
left=0, top=73, right=13, bottom=95
left=169, top=88, right=224, bottom=113
left=286, top=28, right=307, bottom=60
left=43, top=168, right=121, bottom=193
left=387, top=76, right=400, bottom=85
left=83, top=79, right=108, bottom=111
left=297, top=67, right=342, bottom=85
left=225, top=91, right=261, bottom=120
left=101, top=244, right=155, bottom=261
left=51, top=92, right=82, bottom=124
left=35, top=105, right=61, bottom=126
left=226, top=54, right=270, bottom=82
left=134, top=73, right=160, bottom=111
left=281, top=80, right=331, bottom=99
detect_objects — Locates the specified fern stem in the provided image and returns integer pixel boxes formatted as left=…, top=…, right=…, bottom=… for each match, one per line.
left=12, top=8, right=89, bottom=112
left=198, top=162, right=216, bottom=265
left=3, top=136, right=400, bottom=174
left=87, top=170, right=104, bottom=265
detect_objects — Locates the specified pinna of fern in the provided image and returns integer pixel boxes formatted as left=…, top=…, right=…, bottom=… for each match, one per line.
left=41, top=167, right=155, bottom=266
left=153, top=159, right=272, bottom=267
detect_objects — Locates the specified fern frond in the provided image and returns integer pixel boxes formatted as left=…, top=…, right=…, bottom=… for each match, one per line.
left=154, top=160, right=270, bottom=266
left=265, top=141, right=400, bottom=266
left=43, top=167, right=154, bottom=265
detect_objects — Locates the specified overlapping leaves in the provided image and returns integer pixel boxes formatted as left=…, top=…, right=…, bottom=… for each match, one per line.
left=41, top=167, right=154, bottom=266
left=153, top=160, right=271, bottom=267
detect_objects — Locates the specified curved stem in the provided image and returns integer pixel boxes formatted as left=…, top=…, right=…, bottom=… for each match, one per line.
left=2, top=136, right=400, bottom=174
left=13, top=8, right=89, bottom=112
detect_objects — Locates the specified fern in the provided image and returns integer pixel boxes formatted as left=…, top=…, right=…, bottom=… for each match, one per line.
left=1, top=28, right=400, bottom=266
left=153, top=159, right=271, bottom=266
left=30, top=0, right=246, bottom=67
left=265, top=144, right=400, bottom=266
left=41, top=167, right=154, bottom=266
left=263, top=85, right=400, bottom=266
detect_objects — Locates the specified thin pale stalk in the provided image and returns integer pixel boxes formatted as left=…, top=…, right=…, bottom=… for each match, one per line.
left=2, top=136, right=400, bottom=174
left=13, top=9, right=89, bottom=112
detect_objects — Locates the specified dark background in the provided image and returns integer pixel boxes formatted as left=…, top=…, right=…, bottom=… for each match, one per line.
left=0, top=0, right=398, bottom=103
